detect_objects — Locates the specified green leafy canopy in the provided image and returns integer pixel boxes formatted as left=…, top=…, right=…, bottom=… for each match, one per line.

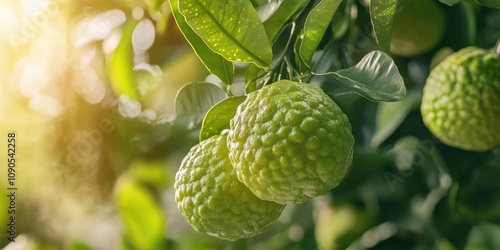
left=178, top=0, right=273, bottom=68
left=172, top=0, right=406, bottom=139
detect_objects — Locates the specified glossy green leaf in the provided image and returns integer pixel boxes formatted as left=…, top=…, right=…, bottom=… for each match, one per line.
left=245, top=64, right=261, bottom=93
left=370, top=0, right=398, bottom=54
left=331, top=5, right=349, bottom=40
left=474, top=0, right=500, bottom=8
left=460, top=2, right=477, bottom=45
left=109, top=20, right=139, bottom=99
left=294, top=32, right=308, bottom=72
left=371, top=91, right=421, bottom=147
left=200, top=96, right=246, bottom=141
left=263, top=0, right=309, bottom=42
left=251, top=0, right=268, bottom=6
left=114, top=177, right=165, bottom=250
left=170, top=0, right=234, bottom=84
left=179, top=0, right=273, bottom=68
left=298, top=0, right=342, bottom=67
left=175, top=82, right=228, bottom=125
left=320, top=50, right=406, bottom=102
left=256, top=0, right=282, bottom=22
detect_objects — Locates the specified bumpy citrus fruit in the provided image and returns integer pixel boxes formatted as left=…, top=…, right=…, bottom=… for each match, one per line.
left=421, top=47, right=500, bottom=151
left=174, top=135, right=285, bottom=241
left=227, top=80, right=354, bottom=205
left=391, top=0, right=446, bottom=57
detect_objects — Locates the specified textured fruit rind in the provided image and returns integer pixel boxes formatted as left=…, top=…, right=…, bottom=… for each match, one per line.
left=174, top=135, right=285, bottom=241
left=421, top=47, right=500, bottom=151
left=227, top=80, right=354, bottom=204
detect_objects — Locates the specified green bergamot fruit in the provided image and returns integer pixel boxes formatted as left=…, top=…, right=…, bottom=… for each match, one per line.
left=227, top=80, right=354, bottom=205
left=421, top=47, right=500, bottom=151
left=174, top=135, right=285, bottom=241
left=390, top=0, right=446, bottom=57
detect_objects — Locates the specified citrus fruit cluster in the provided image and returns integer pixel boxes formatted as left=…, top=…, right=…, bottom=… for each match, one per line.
left=175, top=80, right=355, bottom=240
left=421, top=47, right=500, bottom=151
left=174, top=135, right=285, bottom=241
left=228, top=81, right=355, bottom=204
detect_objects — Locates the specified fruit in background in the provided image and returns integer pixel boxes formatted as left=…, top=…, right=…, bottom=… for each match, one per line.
left=421, top=47, right=500, bottom=151
left=391, top=0, right=446, bottom=57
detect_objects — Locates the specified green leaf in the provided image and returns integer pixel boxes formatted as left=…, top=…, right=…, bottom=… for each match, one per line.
left=200, top=96, right=246, bottom=141
left=331, top=5, right=349, bottom=40
left=255, top=1, right=282, bottom=22
left=175, top=82, right=228, bottom=125
left=439, top=0, right=463, bottom=6
left=298, top=0, right=342, bottom=67
left=459, top=2, right=477, bottom=45
left=245, top=64, right=262, bottom=93
left=114, top=177, right=165, bottom=250
left=371, top=91, right=421, bottom=147
left=320, top=50, right=406, bottom=102
left=474, top=0, right=500, bottom=8
left=263, top=0, right=309, bottom=42
left=108, top=19, right=139, bottom=99
left=294, top=32, right=308, bottom=72
left=370, top=0, right=398, bottom=54
left=441, top=2, right=476, bottom=48
left=170, top=0, right=234, bottom=84
left=179, top=0, right=273, bottom=68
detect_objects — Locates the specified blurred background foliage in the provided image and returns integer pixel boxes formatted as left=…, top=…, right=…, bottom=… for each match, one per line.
left=0, top=0, right=499, bottom=249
